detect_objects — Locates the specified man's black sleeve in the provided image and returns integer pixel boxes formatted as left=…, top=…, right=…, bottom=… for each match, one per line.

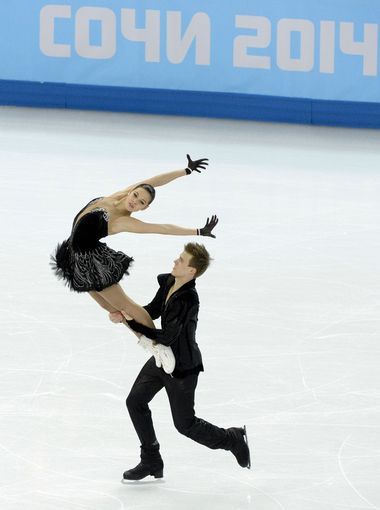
left=141, top=274, right=168, bottom=320
left=127, top=299, right=197, bottom=347
left=142, top=286, right=165, bottom=320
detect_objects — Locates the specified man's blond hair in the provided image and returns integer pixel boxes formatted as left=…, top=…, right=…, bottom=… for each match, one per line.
left=184, top=243, right=211, bottom=277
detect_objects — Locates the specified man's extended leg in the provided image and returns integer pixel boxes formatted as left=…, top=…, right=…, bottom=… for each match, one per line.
left=165, top=374, right=250, bottom=468
left=123, top=358, right=166, bottom=480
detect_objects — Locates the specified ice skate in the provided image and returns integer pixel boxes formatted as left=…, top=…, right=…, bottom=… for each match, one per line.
left=122, top=443, right=164, bottom=482
left=138, top=336, right=175, bottom=374
left=229, top=425, right=251, bottom=469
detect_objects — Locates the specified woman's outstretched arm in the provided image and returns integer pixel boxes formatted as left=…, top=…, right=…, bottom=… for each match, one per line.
left=109, top=155, right=208, bottom=197
left=112, top=215, right=219, bottom=238
left=132, top=168, right=187, bottom=189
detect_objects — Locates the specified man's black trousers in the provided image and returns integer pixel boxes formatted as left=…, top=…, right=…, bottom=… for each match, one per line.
left=126, top=357, right=233, bottom=451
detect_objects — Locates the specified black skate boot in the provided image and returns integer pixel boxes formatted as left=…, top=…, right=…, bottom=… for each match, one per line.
left=228, top=426, right=251, bottom=469
left=122, top=442, right=164, bottom=481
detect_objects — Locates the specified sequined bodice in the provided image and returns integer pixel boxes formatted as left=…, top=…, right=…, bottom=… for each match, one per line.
left=70, top=198, right=109, bottom=251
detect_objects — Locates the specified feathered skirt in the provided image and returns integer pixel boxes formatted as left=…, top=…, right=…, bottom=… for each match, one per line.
left=51, top=239, right=134, bottom=293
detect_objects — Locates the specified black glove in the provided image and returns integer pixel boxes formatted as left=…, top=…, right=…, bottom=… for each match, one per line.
left=126, top=318, right=155, bottom=338
left=125, top=318, right=141, bottom=332
left=198, top=215, right=219, bottom=238
left=185, top=154, right=209, bottom=174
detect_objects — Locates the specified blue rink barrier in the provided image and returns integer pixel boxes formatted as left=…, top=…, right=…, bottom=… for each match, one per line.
left=1, top=79, right=380, bottom=128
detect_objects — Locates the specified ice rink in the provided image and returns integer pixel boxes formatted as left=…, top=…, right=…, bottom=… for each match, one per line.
left=1, top=105, right=379, bottom=510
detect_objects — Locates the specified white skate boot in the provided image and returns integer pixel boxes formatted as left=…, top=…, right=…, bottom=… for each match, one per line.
left=138, top=336, right=175, bottom=374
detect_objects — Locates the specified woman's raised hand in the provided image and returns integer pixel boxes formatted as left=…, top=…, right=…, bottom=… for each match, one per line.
left=198, top=215, right=219, bottom=238
left=185, top=154, right=209, bottom=174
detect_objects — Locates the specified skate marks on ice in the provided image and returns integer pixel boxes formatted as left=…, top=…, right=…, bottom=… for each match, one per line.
left=1, top=106, right=380, bottom=509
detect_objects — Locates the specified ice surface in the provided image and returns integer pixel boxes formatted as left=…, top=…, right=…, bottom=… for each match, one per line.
left=0, top=106, right=379, bottom=509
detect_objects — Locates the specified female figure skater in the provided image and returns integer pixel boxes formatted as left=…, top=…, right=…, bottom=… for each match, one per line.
left=51, top=155, right=218, bottom=333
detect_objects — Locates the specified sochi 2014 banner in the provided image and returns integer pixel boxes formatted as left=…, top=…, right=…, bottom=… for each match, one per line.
left=0, top=0, right=379, bottom=102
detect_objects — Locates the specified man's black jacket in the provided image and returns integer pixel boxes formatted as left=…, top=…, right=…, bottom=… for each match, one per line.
left=127, top=273, right=204, bottom=378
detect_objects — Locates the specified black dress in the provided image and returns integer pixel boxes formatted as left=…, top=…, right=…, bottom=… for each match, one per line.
left=51, top=198, right=133, bottom=292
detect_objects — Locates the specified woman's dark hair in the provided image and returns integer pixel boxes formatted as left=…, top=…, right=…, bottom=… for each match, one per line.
left=133, top=183, right=156, bottom=204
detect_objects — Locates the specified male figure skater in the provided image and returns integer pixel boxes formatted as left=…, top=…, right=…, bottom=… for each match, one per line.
left=114, top=242, right=250, bottom=480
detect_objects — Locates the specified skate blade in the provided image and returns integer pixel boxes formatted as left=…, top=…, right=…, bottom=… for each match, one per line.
left=121, top=476, right=164, bottom=484
left=243, top=425, right=251, bottom=469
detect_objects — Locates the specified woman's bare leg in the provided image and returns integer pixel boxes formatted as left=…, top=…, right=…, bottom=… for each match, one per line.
left=89, top=291, right=118, bottom=313
left=96, top=285, right=175, bottom=373
left=98, top=284, right=155, bottom=328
